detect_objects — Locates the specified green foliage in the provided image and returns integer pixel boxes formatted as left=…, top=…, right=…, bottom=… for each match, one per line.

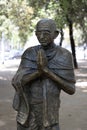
left=55, top=0, right=87, bottom=44
left=8, top=0, right=33, bottom=45
left=0, top=0, right=33, bottom=46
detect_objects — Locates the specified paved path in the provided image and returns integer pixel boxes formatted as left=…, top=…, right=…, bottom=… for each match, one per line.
left=0, top=59, right=87, bottom=130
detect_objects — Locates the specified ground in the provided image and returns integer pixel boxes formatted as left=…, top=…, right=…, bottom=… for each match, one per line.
left=0, top=59, right=87, bottom=130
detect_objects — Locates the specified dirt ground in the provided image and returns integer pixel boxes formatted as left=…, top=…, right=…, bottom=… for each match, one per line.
left=0, top=59, right=87, bottom=130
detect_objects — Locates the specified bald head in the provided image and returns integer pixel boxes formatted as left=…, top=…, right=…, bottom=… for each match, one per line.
left=36, top=18, right=57, bottom=32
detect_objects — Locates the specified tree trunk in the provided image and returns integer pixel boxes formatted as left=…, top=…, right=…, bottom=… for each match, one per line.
left=68, top=19, right=78, bottom=69
left=59, top=28, right=64, bottom=46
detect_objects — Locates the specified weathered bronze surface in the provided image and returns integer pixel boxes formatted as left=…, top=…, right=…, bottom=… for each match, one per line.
left=12, top=18, right=76, bottom=130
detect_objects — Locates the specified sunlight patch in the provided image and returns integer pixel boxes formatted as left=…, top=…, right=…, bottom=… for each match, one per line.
left=82, top=90, right=87, bottom=92
left=0, top=68, right=18, bottom=72
left=76, top=73, right=87, bottom=77
left=76, top=82, right=87, bottom=88
left=0, top=76, right=7, bottom=80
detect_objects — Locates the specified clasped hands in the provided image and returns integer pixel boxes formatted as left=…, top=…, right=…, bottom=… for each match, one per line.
left=37, top=49, right=48, bottom=75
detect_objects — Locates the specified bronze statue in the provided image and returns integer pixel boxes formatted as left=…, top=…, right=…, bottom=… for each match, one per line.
left=12, top=18, right=76, bottom=130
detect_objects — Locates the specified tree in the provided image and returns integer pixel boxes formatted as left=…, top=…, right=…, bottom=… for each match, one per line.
left=8, top=0, right=33, bottom=46
left=0, top=0, right=33, bottom=47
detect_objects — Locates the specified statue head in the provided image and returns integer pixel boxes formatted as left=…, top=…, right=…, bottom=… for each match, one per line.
left=35, top=18, right=59, bottom=47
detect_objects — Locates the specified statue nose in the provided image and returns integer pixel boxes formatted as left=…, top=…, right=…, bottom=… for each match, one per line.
left=40, top=33, right=44, bottom=38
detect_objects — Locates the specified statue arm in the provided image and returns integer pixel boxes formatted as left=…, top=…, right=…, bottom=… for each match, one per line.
left=12, top=48, right=42, bottom=87
left=12, top=69, right=42, bottom=89
left=21, top=70, right=41, bottom=86
left=43, top=68, right=75, bottom=95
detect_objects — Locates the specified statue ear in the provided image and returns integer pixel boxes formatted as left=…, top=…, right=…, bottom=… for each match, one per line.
left=54, top=30, right=59, bottom=39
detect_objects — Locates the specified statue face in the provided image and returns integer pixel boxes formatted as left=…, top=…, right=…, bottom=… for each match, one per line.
left=36, top=23, right=55, bottom=47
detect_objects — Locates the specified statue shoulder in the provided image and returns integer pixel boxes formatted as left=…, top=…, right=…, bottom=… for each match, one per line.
left=57, top=46, right=72, bottom=58
left=56, top=46, right=74, bottom=67
left=22, top=45, right=40, bottom=59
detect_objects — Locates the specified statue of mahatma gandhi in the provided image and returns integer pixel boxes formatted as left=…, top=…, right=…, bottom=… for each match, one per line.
left=12, top=18, right=76, bottom=130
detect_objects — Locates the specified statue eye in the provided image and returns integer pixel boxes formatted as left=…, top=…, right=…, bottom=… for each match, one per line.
left=36, top=31, right=51, bottom=37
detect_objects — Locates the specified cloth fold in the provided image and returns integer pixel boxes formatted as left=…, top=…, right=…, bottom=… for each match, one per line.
left=20, top=45, right=75, bottom=83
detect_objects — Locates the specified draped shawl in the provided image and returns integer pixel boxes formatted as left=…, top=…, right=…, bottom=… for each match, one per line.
left=20, top=45, right=75, bottom=83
